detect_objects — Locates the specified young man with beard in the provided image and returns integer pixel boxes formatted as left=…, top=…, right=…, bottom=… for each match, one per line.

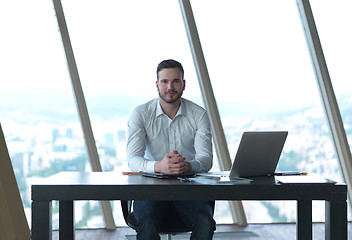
left=127, top=59, right=216, bottom=240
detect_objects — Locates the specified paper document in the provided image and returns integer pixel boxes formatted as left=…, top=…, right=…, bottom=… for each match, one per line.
left=275, top=173, right=336, bottom=184
left=196, top=172, right=229, bottom=178
left=190, top=175, right=252, bottom=185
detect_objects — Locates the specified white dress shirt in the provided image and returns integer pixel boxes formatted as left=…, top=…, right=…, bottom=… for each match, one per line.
left=127, top=98, right=213, bottom=173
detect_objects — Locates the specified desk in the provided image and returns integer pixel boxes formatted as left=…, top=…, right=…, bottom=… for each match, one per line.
left=31, top=172, right=347, bottom=240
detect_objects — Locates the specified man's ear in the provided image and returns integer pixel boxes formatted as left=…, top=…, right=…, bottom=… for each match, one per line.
left=155, top=80, right=159, bottom=91
left=183, top=79, right=186, bottom=91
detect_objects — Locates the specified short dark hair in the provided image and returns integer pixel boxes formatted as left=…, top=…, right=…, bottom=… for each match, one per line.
left=156, top=59, right=184, bottom=80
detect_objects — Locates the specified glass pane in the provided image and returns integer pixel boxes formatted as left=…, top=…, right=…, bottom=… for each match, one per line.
left=0, top=0, right=88, bottom=229
left=192, top=0, right=342, bottom=223
left=310, top=0, right=352, bottom=220
left=310, top=0, right=352, bottom=168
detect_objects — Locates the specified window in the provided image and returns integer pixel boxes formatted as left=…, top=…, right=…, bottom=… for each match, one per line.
left=1, top=0, right=350, bottom=228
left=310, top=0, right=352, bottom=160
left=191, top=0, right=345, bottom=223
left=0, top=0, right=87, bottom=228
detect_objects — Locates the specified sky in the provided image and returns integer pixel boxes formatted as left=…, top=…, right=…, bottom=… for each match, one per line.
left=0, top=0, right=351, bottom=112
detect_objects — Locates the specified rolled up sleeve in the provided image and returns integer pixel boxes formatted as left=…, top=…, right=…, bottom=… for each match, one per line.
left=188, top=112, right=213, bottom=172
left=126, top=108, right=156, bottom=172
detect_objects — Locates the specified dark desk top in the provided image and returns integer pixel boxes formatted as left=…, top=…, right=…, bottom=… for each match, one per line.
left=31, top=172, right=346, bottom=202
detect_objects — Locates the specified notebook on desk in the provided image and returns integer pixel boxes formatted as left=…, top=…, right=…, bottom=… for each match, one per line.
left=228, top=131, right=288, bottom=178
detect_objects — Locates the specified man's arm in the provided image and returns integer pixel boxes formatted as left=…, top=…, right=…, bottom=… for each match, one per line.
left=188, top=112, right=213, bottom=172
left=126, top=109, right=156, bottom=172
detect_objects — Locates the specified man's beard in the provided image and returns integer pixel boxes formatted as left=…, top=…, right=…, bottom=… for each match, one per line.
left=158, top=90, right=183, bottom=104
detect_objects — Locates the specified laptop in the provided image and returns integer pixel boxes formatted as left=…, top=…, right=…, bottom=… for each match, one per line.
left=229, top=131, right=288, bottom=178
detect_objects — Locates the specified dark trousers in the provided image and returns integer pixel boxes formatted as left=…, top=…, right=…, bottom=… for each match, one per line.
left=133, top=200, right=216, bottom=240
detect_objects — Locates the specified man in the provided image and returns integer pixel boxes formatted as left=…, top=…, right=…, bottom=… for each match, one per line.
left=127, top=59, right=216, bottom=240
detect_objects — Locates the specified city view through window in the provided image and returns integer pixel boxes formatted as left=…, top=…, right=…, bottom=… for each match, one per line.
left=0, top=0, right=351, bottom=229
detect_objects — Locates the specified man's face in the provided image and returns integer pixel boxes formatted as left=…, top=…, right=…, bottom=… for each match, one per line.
left=156, top=68, right=185, bottom=104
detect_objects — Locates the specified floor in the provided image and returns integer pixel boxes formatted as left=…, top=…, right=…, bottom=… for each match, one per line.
left=51, top=222, right=351, bottom=240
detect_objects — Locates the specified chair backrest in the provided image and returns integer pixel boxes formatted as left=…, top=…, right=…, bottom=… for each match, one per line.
left=121, top=200, right=215, bottom=234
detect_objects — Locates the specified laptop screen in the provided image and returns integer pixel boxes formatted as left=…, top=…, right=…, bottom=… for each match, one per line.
left=229, top=131, right=288, bottom=177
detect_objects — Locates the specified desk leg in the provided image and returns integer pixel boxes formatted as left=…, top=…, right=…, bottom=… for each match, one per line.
left=59, top=200, right=75, bottom=240
left=32, top=200, right=52, bottom=240
left=325, top=200, right=347, bottom=240
left=297, top=200, right=312, bottom=240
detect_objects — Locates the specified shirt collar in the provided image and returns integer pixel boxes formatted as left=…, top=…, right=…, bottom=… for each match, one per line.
left=156, top=100, right=164, bottom=117
left=155, top=98, right=185, bottom=118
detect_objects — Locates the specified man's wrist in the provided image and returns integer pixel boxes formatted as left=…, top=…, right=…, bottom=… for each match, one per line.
left=154, top=161, right=160, bottom=173
left=185, top=161, right=192, bottom=172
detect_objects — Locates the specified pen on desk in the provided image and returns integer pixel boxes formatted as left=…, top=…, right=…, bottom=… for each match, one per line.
left=274, top=172, right=308, bottom=176
left=177, top=177, right=192, bottom=182
left=122, top=172, right=143, bottom=175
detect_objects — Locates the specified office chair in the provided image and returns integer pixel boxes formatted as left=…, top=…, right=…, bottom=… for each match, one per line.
left=121, top=200, right=215, bottom=240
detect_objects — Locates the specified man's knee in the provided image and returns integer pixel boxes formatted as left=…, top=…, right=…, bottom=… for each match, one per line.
left=190, top=216, right=216, bottom=240
left=194, top=214, right=216, bottom=230
left=136, top=216, right=161, bottom=240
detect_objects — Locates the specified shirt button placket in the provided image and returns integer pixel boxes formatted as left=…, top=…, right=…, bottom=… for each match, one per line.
left=169, top=123, right=176, bottom=152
